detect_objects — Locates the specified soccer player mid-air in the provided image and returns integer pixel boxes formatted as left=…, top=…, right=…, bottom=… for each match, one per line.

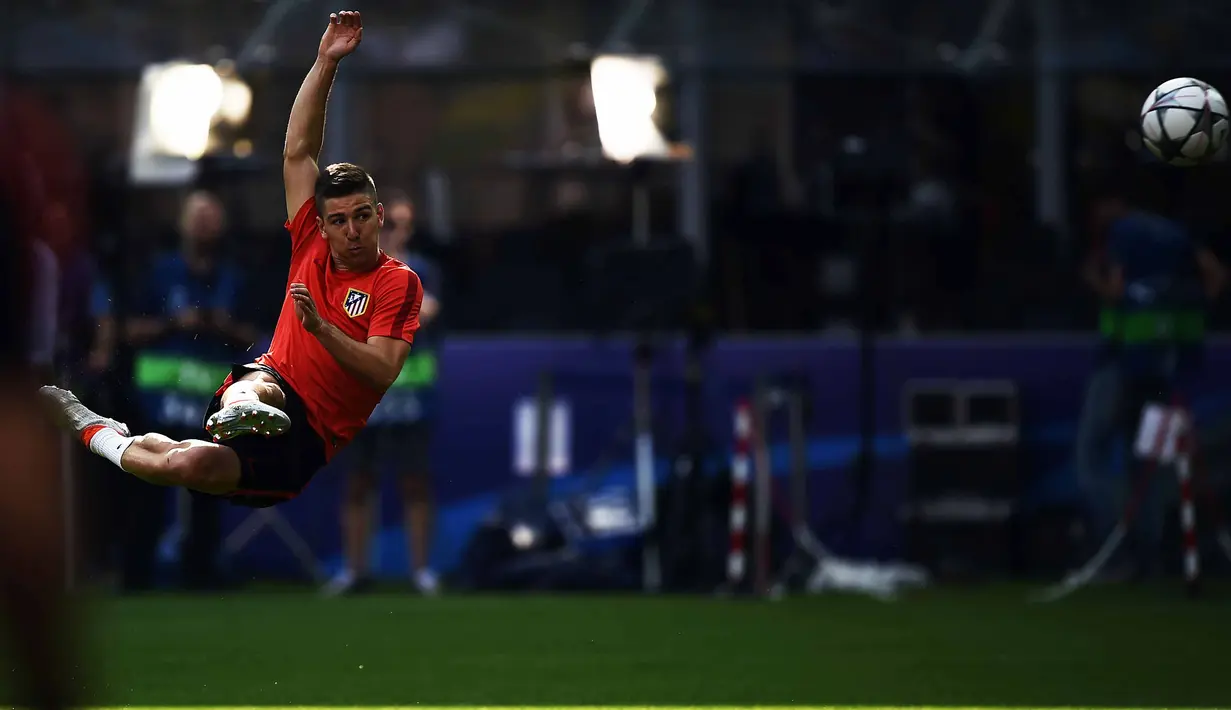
left=42, top=10, right=425, bottom=509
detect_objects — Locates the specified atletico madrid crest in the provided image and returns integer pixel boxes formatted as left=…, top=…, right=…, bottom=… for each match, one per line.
left=342, top=288, right=370, bottom=318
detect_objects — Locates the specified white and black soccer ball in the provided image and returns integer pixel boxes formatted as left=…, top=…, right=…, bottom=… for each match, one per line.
left=1140, top=77, right=1229, bottom=166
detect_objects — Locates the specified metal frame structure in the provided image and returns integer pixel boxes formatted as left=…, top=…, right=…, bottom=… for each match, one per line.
left=1036, top=402, right=1231, bottom=602
left=721, top=375, right=928, bottom=601
left=222, top=502, right=326, bottom=582
left=526, top=356, right=663, bottom=592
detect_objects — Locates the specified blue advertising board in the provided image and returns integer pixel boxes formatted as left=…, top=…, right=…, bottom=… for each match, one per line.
left=205, top=335, right=1231, bottom=580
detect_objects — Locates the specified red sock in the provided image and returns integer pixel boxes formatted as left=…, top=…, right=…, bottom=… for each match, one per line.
left=79, top=424, right=111, bottom=447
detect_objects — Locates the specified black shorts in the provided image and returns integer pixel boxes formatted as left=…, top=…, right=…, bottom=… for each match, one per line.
left=202, top=363, right=327, bottom=508
left=348, top=420, right=433, bottom=476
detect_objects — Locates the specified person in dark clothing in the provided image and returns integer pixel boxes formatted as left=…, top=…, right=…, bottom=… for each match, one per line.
left=91, top=191, right=258, bottom=590
left=1094, top=193, right=1226, bottom=577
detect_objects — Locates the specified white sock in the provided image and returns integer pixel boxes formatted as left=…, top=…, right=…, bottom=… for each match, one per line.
left=89, top=428, right=135, bottom=471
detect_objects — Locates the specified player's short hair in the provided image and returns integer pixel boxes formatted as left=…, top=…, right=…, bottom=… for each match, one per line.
left=315, top=162, right=378, bottom=213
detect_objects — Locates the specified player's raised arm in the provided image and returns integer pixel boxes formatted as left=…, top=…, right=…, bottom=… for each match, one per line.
left=283, top=11, right=363, bottom=220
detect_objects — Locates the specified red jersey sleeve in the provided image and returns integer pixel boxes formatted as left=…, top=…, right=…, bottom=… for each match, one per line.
left=367, top=266, right=423, bottom=345
left=285, top=197, right=322, bottom=260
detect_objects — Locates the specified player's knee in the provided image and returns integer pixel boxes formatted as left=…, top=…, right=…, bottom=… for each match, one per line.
left=224, top=373, right=286, bottom=411
left=161, top=443, right=240, bottom=495
left=252, top=382, right=287, bottom=410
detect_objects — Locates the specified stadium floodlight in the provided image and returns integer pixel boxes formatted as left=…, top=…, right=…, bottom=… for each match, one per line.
left=213, top=59, right=254, bottom=127
left=129, top=61, right=253, bottom=185
left=147, top=63, right=224, bottom=160
left=590, top=54, right=671, bottom=164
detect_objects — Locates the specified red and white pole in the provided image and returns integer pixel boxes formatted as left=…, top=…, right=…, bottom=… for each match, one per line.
left=1135, top=402, right=1200, bottom=594
left=1176, top=429, right=1200, bottom=593
left=728, top=400, right=753, bottom=586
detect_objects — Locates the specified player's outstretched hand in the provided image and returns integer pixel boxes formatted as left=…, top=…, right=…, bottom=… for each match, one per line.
left=289, top=283, right=324, bottom=334
left=319, top=11, right=362, bottom=61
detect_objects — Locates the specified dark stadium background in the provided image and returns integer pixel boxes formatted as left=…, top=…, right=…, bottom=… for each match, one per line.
left=2, top=1, right=1230, bottom=708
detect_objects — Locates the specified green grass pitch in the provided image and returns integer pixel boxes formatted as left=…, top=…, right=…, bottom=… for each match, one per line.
left=23, top=583, right=1231, bottom=709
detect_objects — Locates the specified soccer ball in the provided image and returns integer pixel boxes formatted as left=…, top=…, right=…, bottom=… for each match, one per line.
left=1140, top=77, right=1229, bottom=166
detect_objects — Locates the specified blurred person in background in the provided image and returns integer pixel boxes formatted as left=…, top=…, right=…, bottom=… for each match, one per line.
left=89, top=190, right=257, bottom=591
left=1, top=226, right=79, bottom=710
left=64, top=199, right=131, bottom=586
left=1074, top=194, right=1129, bottom=574
left=1082, top=186, right=1226, bottom=579
left=84, top=256, right=145, bottom=590
left=0, top=119, right=81, bottom=709
left=30, top=239, right=60, bottom=381
left=326, top=190, right=443, bottom=596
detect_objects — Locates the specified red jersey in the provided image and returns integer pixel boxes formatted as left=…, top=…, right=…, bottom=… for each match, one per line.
left=258, top=197, right=423, bottom=459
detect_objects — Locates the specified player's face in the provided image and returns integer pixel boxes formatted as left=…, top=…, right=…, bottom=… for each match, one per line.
left=318, top=193, right=384, bottom=271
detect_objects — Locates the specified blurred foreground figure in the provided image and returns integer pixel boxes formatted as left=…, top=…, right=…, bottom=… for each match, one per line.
left=0, top=381, right=77, bottom=710
left=0, top=80, right=83, bottom=708
left=0, top=215, right=79, bottom=709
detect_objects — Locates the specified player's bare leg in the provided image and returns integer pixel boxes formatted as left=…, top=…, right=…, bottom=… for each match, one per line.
left=205, top=371, right=291, bottom=441
left=40, top=386, right=241, bottom=495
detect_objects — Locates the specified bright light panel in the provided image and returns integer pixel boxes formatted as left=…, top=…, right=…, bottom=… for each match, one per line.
left=218, top=77, right=253, bottom=125
left=590, top=55, right=669, bottom=164
left=147, top=63, right=224, bottom=160
left=130, top=61, right=255, bottom=185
